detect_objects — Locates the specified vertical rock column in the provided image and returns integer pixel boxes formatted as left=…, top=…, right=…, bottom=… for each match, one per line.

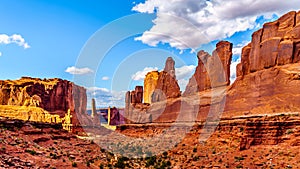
left=144, top=71, right=159, bottom=104
left=91, top=98, right=96, bottom=118
left=152, top=57, right=181, bottom=102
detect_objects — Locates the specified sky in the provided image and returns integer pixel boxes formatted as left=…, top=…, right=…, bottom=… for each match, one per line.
left=0, top=0, right=300, bottom=108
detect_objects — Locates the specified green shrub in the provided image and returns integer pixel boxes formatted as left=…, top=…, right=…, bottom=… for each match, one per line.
left=234, top=156, right=245, bottom=161
left=25, top=149, right=37, bottom=155
left=72, top=162, right=77, bottom=167
left=114, top=158, right=125, bottom=169
left=146, top=156, right=156, bottom=167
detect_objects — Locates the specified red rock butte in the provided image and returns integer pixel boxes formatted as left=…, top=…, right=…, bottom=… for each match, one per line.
left=0, top=77, right=93, bottom=133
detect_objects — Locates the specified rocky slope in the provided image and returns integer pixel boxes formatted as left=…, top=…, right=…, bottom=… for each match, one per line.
left=3, top=112, right=300, bottom=169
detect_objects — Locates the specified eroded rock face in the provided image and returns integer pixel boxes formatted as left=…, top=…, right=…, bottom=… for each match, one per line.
left=151, top=57, right=181, bottom=102
left=0, top=77, right=87, bottom=126
left=239, top=11, right=300, bottom=76
left=184, top=41, right=232, bottom=95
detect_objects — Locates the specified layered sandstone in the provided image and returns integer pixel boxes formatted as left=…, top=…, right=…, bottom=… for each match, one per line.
left=184, top=41, right=232, bottom=95
left=0, top=77, right=88, bottom=128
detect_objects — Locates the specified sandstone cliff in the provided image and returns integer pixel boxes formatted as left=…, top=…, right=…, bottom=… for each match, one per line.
left=237, top=11, right=300, bottom=77
left=225, top=11, right=300, bottom=117
left=0, top=77, right=88, bottom=129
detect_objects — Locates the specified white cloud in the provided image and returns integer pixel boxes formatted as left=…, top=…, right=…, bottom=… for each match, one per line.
left=232, top=41, right=250, bottom=55
left=133, top=0, right=300, bottom=51
left=131, top=67, right=158, bottom=81
left=178, top=78, right=189, bottom=91
left=102, top=76, right=110, bottom=81
left=0, top=34, right=30, bottom=49
left=230, top=58, right=241, bottom=83
left=65, top=66, right=94, bottom=75
left=175, top=65, right=196, bottom=80
left=86, top=87, right=126, bottom=107
left=175, top=65, right=196, bottom=90
left=0, top=52, right=2, bottom=57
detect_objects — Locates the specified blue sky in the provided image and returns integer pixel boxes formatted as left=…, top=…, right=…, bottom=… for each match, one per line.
left=1, top=0, right=299, bottom=107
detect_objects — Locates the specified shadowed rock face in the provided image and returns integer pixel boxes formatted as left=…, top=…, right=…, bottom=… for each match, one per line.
left=184, top=41, right=233, bottom=96
left=0, top=77, right=87, bottom=127
left=125, top=57, right=181, bottom=123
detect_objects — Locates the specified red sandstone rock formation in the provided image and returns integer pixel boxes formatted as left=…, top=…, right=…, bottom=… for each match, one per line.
left=238, top=11, right=300, bottom=77
left=164, top=57, right=176, bottom=78
left=184, top=41, right=232, bottom=95
left=152, top=57, right=181, bottom=102
left=125, top=57, right=181, bottom=123
left=0, top=77, right=87, bottom=126
left=147, top=11, right=300, bottom=124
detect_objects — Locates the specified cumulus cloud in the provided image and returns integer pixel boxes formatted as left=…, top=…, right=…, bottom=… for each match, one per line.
left=0, top=34, right=30, bottom=49
left=102, top=76, right=110, bottom=81
left=232, top=41, right=250, bottom=55
left=133, top=0, right=300, bottom=51
left=65, top=66, right=94, bottom=75
left=230, top=58, right=241, bottom=83
left=0, top=52, right=2, bottom=57
left=131, top=67, right=159, bottom=81
left=86, top=87, right=126, bottom=107
left=175, top=65, right=196, bottom=80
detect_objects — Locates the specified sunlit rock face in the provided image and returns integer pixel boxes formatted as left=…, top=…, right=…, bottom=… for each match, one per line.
left=0, top=77, right=88, bottom=128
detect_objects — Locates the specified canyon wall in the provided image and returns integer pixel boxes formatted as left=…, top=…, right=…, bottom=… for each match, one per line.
left=224, top=10, right=300, bottom=117
left=237, top=11, right=300, bottom=77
